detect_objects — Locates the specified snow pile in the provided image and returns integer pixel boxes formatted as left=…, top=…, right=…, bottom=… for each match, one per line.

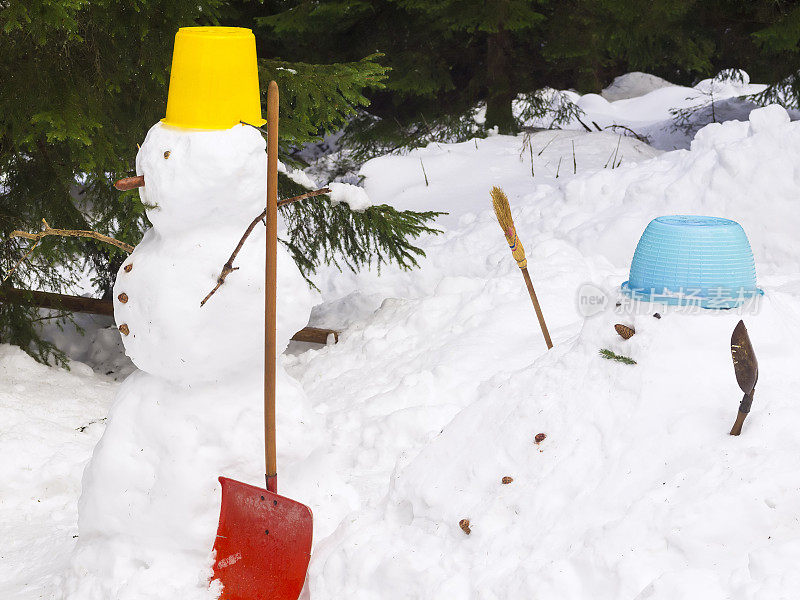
left=290, top=106, right=800, bottom=598
left=40, top=313, right=135, bottom=379
left=8, top=105, right=800, bottom=599
left=359, top=130, right=660, bottom=228
left=308, top=307, right=800, bottom=599
left=58, top=123, right=318, bottom=600
left=0, top=345, right=115, bottom=599
left=601, top=71, right=674, bottom=101
left=328, top=181, right=372, bottom=211
left=521, top=70, right=780, bottom=151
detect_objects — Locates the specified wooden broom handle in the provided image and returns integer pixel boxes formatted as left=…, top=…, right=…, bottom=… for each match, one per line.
left=265, top=81, right=279, bottom=493
left=521, top=267, right=553, bottom=349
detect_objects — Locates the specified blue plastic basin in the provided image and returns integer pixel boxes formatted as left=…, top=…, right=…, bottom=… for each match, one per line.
left=621, top=215, right=762, bottom=309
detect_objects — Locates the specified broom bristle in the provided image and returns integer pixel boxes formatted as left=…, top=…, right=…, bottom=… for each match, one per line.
left=490, top=186, right=515, bottom=238
left=490, top=186, right=527, bottom=269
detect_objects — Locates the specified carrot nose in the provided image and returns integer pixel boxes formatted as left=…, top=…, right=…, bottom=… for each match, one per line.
left=114, top=175, right=145, bottom=191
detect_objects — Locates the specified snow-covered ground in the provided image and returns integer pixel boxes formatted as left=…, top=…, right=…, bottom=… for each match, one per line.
left=0, top=347, right=115, bottom=599
left=5, top=77, right=800, bottom=599
left=544, top=70, right=785, bottom=152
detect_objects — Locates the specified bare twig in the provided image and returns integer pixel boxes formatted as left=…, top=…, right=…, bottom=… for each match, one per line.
left=575, top=115, right=593, bottom=132
left=529, top=143, right=534, bottom=178
left=611, top=134, right=622, bottom=167
left=202, top=187, right=331, bottom=306
left=200, top=212, right=261, bottom=307
left=604, top=124, right=648, bottom=143
left=6, top=220, right=133, bottom=282
left=3, top=239, right=41, bottom=282
left=603, top=147, right=616, bottom=169
left=537, top=134, right=557, bottom=156
left=572, top=140, right=577, bottom=174
left=277, top=187, right=331, bottom=208
left=10, top=219, right=134, bottom=253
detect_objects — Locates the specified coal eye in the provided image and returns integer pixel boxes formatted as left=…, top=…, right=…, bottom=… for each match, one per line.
left=164, top=151, right=171, bottom=159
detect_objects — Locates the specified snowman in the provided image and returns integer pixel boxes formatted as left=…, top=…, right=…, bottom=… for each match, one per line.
left=60, top=27, right=320, bottom=600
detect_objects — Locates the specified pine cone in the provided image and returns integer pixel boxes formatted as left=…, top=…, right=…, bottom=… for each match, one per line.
left=615, top=323, right=635, bottom=340
left=502, top=476, right=514, bottom=484
left=459, top=519, right=471, bottom=535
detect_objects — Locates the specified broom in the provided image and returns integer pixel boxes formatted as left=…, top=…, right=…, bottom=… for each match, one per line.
left=491, top=186, right=553, bottom=349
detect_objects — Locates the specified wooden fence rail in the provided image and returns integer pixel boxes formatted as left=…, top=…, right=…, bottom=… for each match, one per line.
left=0, top=287, right=338, bottom=345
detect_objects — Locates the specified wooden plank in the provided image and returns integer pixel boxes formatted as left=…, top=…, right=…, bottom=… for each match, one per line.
left=289, top=326, right=339, bottom=344
left=0, top=287, right=339, bottom=344
left=0, top=287, right=114, bottom=316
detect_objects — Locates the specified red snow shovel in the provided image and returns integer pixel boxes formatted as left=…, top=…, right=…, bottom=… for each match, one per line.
left=211, top=81, right=313, bottom=600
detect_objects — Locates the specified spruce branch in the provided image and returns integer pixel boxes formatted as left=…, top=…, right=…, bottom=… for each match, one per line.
left=278, top=174, right=443, bottom=287
left=599, top=348, right=637, bottom=365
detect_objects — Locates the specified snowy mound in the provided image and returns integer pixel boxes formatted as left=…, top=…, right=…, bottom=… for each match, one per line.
left=513, top=69, right=781, bottom=152
left=0, top=345, right=115, bottom=598
left=310, top=306, right=799, bottom=599
left=602, top=71, right=674, bottom=101
left=293, top=106, right=800, bottom=598
left=15, top=105, right=799, bottom=599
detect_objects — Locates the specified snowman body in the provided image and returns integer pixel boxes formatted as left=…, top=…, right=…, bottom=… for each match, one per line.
left=62, top=123, right=319, bottom=600
left=115, top=123, right=267, bottom=383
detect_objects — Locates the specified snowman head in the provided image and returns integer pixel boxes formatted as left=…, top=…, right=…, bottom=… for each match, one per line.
left=127, top=27, right=268, bottom=234
left=135, top=123, right=266, bottom=233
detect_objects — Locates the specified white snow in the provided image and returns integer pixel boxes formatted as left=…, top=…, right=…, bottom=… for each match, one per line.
left=327, top=181, right=372, bottom=211
left=521, top=69, right=781, bottom=152
left=297, top=105, right=800, bottom=598
left=0, top=346, right=115, bottom=599
left=6, top=100, right=800, bottom=599
left=601, top=72, right=675, bottom=102
left=281, top=161, right=319, bottom=189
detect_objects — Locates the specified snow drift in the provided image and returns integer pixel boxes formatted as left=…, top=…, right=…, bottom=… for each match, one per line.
left=299, top=105, right=800, bottom=599
left=9, top=103, right=800, bottom=599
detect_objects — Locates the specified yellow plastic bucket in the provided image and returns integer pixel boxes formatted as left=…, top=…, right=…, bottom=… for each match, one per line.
left=162, top=27, right=266, bottom=130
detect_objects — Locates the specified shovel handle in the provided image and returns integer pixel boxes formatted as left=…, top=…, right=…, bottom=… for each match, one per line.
left=265, top=81, right=279, bottom=494
left=730, top=391, right=754, bottom=436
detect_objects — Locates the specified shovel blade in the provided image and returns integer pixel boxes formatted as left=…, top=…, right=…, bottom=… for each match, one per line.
left=731, top=320, right=758, bottom=395
left=212, top=476, right=312, bottom=600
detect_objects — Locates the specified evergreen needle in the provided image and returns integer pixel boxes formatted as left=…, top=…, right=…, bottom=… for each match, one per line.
left=599, top=348, right=637, bottom=365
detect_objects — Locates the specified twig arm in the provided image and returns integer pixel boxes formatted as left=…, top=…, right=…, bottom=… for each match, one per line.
left=10, top=220, right=134, bottom=253
left=277, top=187, right=330, bottom=208
left=200, top=186, right=331, bottom=306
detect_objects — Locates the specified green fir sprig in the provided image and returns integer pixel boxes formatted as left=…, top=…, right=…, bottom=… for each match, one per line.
left=599, top=348, right=637, bottom=365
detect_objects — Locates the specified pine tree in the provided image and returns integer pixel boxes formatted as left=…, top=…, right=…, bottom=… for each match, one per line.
left=748, top=1, right=800, bottom=108
left=0, top=1, right=439, bottom=365
left=259, top=0, right=548, bottom=136
left=391, top=0, right=544, bottom=133
left=0, top=0, right=225, bottom=364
